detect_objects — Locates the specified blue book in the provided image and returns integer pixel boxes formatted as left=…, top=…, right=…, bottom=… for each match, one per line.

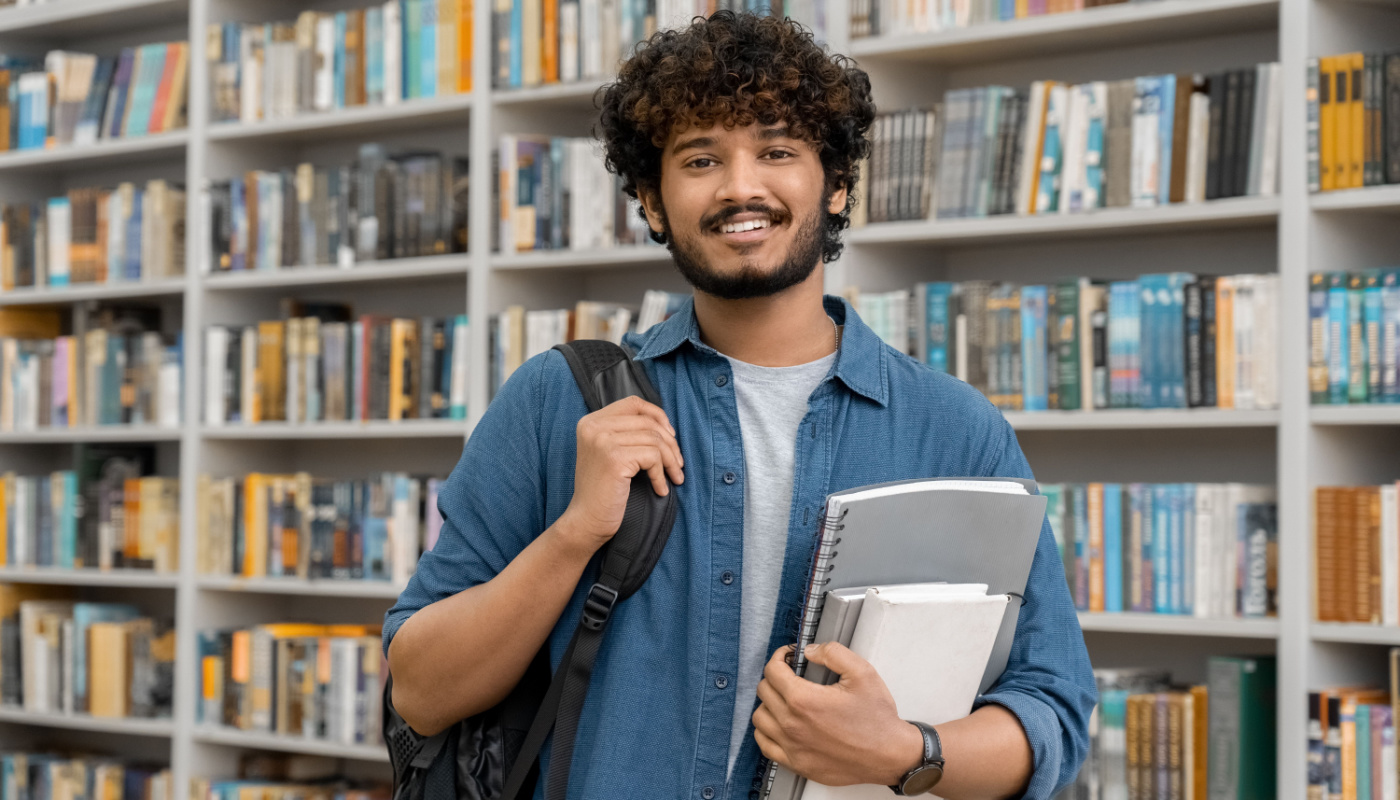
left=1168, top=484, right=1184, bottom=614
left=105, top=49, right=136, bottom=139
left=1021, top=285, right=1049, bottom=411
left=1157, top=74, right=1177, bottom=206
left=1152, top=484, right=1170, bottom=613
left=73, top=603, right=139, bottom=711
left=364, top=515, right=388, bottom=580
left=1103, top=484, right=1123, bottom=612
left=1138, top=277, right=1162, bottom=408
left=36, top=475, right=51, bottom=566
left=334, top=12, right=348, bottom=109
left=366, top=7, right=384, bottom=104
left=1074, top=486, right=1090, bottom=611
left=1328, top=272, right=1351, bottom=403
left=1036, top=86, right=1065, bottom=214
left=124, top=188, right=142, bottom=279
left=123, top=44, right=166, bottom=138
left=508, top=0, right=522, bottom=89
left=1084, top=87, right=1107, bottom=208
left=1180, top=483, right=1196, bottom=616
left=230, top=180, right=246, bottom=272
left=1358, top=704, right=1373, bottom=800
left=450, top=315, right=468, bottom=419
left=1349, top=273, right=1368, bottom=403
left=1384, top=270, right=1400, bottom=403
left=59, top=471, right=77, bottom=568
left=420, top=0, right=437, bottom=97
left=926, top=283, right=955, bottom=374
left=1309, top=272, right=1331, bottom=404
left=1364, top=270, right=1384, bottom=401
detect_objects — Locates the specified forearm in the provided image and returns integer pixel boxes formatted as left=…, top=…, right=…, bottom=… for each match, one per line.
left=388, top=513, right=596, bottom=736
left=878, top=705, right=1033, bottom=800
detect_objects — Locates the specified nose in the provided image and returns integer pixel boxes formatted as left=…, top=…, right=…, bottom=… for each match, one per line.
left=716, top=155, right=768, bottom=206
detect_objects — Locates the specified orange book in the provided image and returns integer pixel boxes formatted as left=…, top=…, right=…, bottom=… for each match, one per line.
left=0, top=70, right=10, bottom=151
left=542, top=0, right=558, bottom=83
left=1088, top=483, right=1105, bottom=612
left=123, top=477, right=141, bottom=561
left=457, top=0, right=472, bottom=93
left=1349, top=52, right=1365, bottom=189
left=257, top=321, right=286, bottom=422
left=1316, top=487, right=1339, bottom=621
left=1215, top=277, right=1235, bottom=408
left=159, top=43, right=189, bottom=132
left=348, top=11, right=366, bottom=106
left=1357, top=487, right=1380, bottom=623
left=1190, top=685, right=1208, bottom=800
left=1335, top=58, right=1354, bottom=192
left=230, top=629, right=252, bottom=728
left=1337, top=487, right=1358, bottom=622
left=146, top=43, right=179, bottom=134
left=1319, top=57, right=1335, bottom=191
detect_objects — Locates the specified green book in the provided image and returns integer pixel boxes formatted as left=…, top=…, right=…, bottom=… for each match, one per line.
left=1055, top=278, right=1082, bottom=411
left=1207, top=656, right=1277, bottom=800
left=1358, top=703, right=1373, bottom=800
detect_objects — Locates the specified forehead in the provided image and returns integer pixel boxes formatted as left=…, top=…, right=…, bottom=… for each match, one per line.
left=664, top=121, right=813, bottom=154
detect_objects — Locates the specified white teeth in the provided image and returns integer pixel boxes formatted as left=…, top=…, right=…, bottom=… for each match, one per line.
left=721, top=219, right=771, bottom=234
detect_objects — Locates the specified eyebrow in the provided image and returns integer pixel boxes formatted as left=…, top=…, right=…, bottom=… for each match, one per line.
left=671, top=127, right=794, bottom=156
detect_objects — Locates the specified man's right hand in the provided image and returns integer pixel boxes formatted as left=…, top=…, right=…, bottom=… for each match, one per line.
left=557, top=395, right=684, bottom=555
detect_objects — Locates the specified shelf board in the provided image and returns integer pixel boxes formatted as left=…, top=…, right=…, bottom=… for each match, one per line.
left=194, top=726, right=389, bottom=762
left=0, top=567, right=177, bottom=588
left=0, top=425, right=181, bottom=444
left=848, top=0, right=1278, bottom=65
left=493, top=80, right=607, bottom=112
left=491, top=246, right=672, bottom=270
left=0, top=0, right=185, bottom=39
left=207, top=95, right=474, bottom=144
left=1310, top=405, right=1400, bottom=425
left=0, top=278, right=185, bottom=307
left=1309, top=185, right=1400, bottom=212
left=0, top=707, right=174, bottom=736
left=1311, top=623, right=1400, bottom=646
left=1005, top=408, right=1279, bottom=430
left=846, top=196, right=1279, bottom=247
left=1079, top=612, right=1280, bottom=638
left=201, top=420, right=471, bottom=440
left=197, top=575, right=402, bottom=599
left=204, top=255, right=470, bottom=290
left=0, top=131, right=187, bottom=174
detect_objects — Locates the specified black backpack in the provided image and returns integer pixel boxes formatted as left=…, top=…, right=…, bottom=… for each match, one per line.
left=383, top=340, right=679, bottom=800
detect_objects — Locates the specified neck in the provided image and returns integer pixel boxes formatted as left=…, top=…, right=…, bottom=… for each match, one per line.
left=691, top=267, right=837, bottom=367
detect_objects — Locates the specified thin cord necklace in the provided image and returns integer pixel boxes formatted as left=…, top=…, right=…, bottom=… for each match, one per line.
left=831, top=316, right=842, bottom=351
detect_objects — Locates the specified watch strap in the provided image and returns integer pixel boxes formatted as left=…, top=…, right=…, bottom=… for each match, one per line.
left=890, top=721, right=944, bottom=796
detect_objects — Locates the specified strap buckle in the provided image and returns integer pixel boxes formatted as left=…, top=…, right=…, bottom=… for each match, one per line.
left=581, top=583, right=620, bottom=631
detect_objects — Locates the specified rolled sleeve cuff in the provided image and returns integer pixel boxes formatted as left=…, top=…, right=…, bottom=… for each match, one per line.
left=972, top=689, right=1065, bottom=800
left=382, top=608, right=413, bottom=658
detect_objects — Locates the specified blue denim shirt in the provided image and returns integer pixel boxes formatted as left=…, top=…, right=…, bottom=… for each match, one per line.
left=384, top=294, right=1096, bottom=800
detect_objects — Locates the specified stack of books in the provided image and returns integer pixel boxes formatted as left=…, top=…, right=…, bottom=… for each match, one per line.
left=849, top=273, right=1280, bottom=412
left=0, top=43, right=190, bottom=152
left=193, top=777, right=389, bottom=800
left=1, top=180, right=186, bottom=290
left=1, top=588, right=175, bottom=718
left=204, top=145, right=468, bottom=273
left=207, top=0, right=471, bottom=125
left=204, top=308, right=469, bottom=425
left=1307, top=653, right=1400, bottom=800
left=196, top=471, right=446, bottom=586
left=1306, top=53, right=1400, bottom=192
left=1314, top=483, right=1400, bottom=625
left=1044, top=482, right=1277, bottom=618
left=495, top=135, right=659, bottom=254
left=1068, top=658, right=1276, bottom=800
left=197, top=623, right=385, bottom=746
left=858, top=64, right=1283, bottom=224
left=851, top=0, right=1132, bottom=38
left=0, top=308, right=183, bottom=431
left=0, top=754, right=172, bottom=800
left=1308, top=271, right=1400, bottom=406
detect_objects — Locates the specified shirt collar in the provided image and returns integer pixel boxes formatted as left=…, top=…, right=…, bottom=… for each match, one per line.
left=632, top=293, right=889, bottom=407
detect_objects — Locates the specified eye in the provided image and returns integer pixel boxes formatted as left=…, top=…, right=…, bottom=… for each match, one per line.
left=686, top=157, right=715, bottom=169
left=765, top=150, right=795, bottom=160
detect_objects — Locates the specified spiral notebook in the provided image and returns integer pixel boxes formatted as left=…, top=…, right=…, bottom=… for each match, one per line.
left=759, top=477, right=1048, bottom=800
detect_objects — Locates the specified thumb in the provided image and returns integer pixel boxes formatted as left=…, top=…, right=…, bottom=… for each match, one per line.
left=803, top=642, right=871, bottom=682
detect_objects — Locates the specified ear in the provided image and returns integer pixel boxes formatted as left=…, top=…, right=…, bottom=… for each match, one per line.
left=638, top=186, right=666, bottom=235
left=826, top=180, right=849, bottom=215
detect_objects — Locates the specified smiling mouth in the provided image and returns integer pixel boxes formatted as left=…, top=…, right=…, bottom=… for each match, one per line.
left=712, top=216, right=780, bottom=245
left=719, top=218, right=772, bottom=234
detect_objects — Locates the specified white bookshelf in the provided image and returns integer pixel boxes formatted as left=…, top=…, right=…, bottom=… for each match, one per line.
left=0, top=566, right=179, bottom=588
left=0, top=0, right=1386, bottom=795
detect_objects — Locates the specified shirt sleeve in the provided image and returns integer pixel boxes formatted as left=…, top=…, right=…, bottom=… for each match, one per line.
left=381, top=349, right=558, bottom=657
left=970, top=418, right=1098, bottom=800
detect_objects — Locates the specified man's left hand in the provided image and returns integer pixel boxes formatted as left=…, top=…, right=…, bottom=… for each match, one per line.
left=752, top=642, right=924, bottom=787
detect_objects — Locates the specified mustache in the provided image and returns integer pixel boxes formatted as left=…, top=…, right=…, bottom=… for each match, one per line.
left=701, top=204, right=791, bottom=231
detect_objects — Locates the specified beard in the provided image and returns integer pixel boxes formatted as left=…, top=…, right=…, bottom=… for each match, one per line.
left=660, top=199, right=826, bottom=301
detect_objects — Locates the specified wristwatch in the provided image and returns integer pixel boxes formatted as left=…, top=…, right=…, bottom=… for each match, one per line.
left=890, top=720, right=945, bottom=796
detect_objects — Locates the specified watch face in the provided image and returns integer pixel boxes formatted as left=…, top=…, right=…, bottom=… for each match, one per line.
left=902, top=763, right=944, bottom=796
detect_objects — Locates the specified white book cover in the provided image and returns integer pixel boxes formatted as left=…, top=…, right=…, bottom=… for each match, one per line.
left=159, top=357, right=180, bottom=427
left=450, top=317, right=470, bottom=413
left=1246, top=63, right=1270, bottom=196
left=383, top=0, right=402, bottom=104
left=314, top=15, right=336, bottom=111
left=1130, top=78, right=1161, bottom=208
left=1382, top=485, right=1398, bottom=627
left=1185, top=92, right=1210, bottom=203
left=205, top=326, right=228, bottom=426
left=581, top=0, right=601, bottom=79
left=560, top=3, right=579, bottom=83
left=20, top=600, right=75, bottom=712
left=1254, top=274, right=1278, bottom=409
left=46, top=198, right=71, bottom=287
left=1059, top=84, right=1088, bottom=214
left=1233, top=275, right=1256, bottom=411
left=1193, top=483, right=1214, bottom=618
left=241, top=326, right=258, bottom=423
left=1015, top=82, right=1047, bottom=215
left=800, top=585, right=1008, bottom=800
left=1218, top=484, right=1243, bottom=617
left=1259, top=62, right=1282, bottom=196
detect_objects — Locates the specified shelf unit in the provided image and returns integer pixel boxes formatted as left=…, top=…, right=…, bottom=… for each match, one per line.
left=0, top=0, right=1387, bottom=795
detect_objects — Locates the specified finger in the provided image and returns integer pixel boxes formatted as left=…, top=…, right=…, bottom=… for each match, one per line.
left=751, top=703, right=783, bottom=742
left=599, top=424, right=684, bottom=482
left=763, top=646, right=808, bottom=697
left=646, top=459, right=669, bottom=497
left=802, top=641, right=871, bottom=684
left=753, top=726, right=791, bottom=767
left=755, top=679, right=791, bottom=723
left=609, top=396, right=675, bottom=436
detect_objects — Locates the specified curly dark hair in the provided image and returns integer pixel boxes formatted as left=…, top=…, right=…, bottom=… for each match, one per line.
left=595, top=12, right=876, bottom=263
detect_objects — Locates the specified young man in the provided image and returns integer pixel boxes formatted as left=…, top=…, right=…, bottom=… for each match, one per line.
left=385, top=12, right=1095, bottom=800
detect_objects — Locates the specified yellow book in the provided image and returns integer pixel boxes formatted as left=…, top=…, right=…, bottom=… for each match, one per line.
left=161, top=42, right=189, bottom=131
left=1190, top=685, right=1209, bottom=800
left=1088, top=483, right=1105, bottom=613
left=438, top=0, right=458, bottom=95
left=0, top=309, right=62, bottom=338
left=1320, top=57, right=1337, bottom=191
left=1335, top=57, right=1355, bottom=192
left=231, top=629, right=252, bottom=728
left=88, top=621, right=131, bottom=718
left=1349, top=52, right=1365, bottom=189
left=389, top=319, right=408, bottom=420
left=457, top=0, right=472, bottom=93
left=257, top=321, right=286, bottom=422
left=1215, top=277, right=1235, bottom=409
left=244, top=474, right=268, bottom=578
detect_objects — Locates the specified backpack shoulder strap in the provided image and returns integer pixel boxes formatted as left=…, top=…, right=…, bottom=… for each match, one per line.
left=501, top=340, right=677, bottom=800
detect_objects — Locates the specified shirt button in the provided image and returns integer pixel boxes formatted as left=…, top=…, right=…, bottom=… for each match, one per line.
left=715, top=675, right=729, bottom=689
left=750, top=792, right=761, bottom=800
left=702, top=788, right=715, bottom=800
left=723, top=471, right=736, bottom=484
left=721, top=571, right=734, bottom=585
left=715, top=374, right=728, bottom=387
